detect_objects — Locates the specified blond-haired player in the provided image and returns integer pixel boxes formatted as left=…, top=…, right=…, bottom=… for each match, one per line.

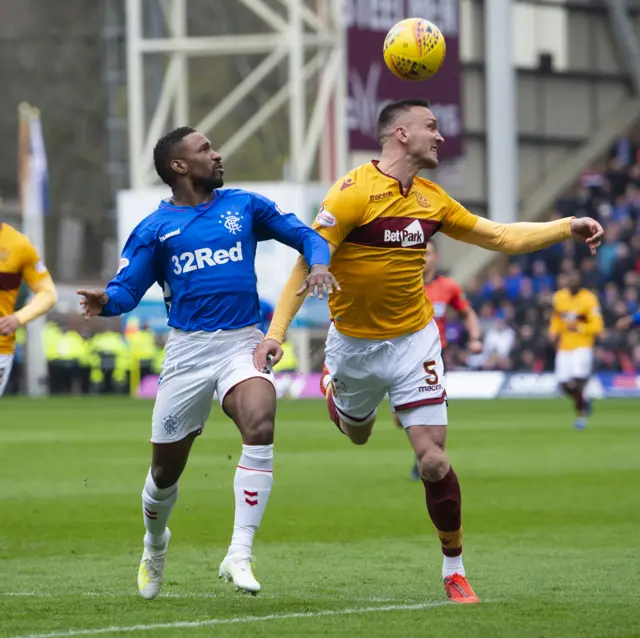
left=253, top=99, right=604, bottom=604
left=0, top=222, right=57, bottom=396
left=549, top=270, right=603, bottom=429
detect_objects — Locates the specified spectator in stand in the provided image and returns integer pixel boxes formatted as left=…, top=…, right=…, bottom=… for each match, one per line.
left=504, top=263, right=524, bottom=300
left=481, top=268, right=508, bottom=305
left=611, top=194, right=631, bottom=223
left=515, top=278, right=536, bottom=322
left=481, top=313, right=515, bottom=371
left=624, top=286, right=638, bottom=314
left=559, top=257, right=576, bottom=277
left=531, top=259, right=555, bottom=294
left=477, top=301, right=496, bottom=333
left=463, top=276, right=484, bottom=308
left=596, top=224, right=621, bottom=279
left=580, top=257, right=600, bottom=291
left=629, top=234, right=640, bottom=270
left=606, top=157, right=629, bottom=198
left=511, top=324, right=544, bottom=372
left=556, top=272, right=570, bottom=292
left=611, top=244, right=635, bottom=286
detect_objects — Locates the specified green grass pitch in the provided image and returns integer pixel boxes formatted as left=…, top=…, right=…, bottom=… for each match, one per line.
left=0, top=397, right=639, bottom=637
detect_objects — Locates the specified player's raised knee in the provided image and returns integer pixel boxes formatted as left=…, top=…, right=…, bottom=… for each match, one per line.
left=151, top=464, right=180, bottom=489
left=416, top=449, right=449, bottom=482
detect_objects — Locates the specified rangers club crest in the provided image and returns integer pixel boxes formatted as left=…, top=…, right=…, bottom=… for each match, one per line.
left=162, top=415, right=179, bottom=436
left=219, top=211, right=242, bottom=235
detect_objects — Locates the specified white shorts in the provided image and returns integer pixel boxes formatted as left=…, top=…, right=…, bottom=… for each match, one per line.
left=0, top=354, right=14, bottom=398
left=555, top=347, right=593, bottom=383
left=324, top=320, right=447, bottom=428
left=151, top=325, right=275, bottom=444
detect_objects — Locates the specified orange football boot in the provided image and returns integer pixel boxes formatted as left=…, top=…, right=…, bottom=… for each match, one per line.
left=444, top=573, right=480, bottom=604
left=319, top=363, right=331, bottom=396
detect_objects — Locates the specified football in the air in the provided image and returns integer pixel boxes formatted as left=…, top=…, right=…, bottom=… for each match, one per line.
left=383, top=18, right=446, bottom=82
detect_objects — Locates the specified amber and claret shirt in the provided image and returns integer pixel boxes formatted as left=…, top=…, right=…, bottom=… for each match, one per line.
left=549, top=287, right=604, bottom=351
left=0, top=223, right=51, bottom=354
left=266, top=161, right=573, bottom=344
left=311, top=161, right=478, bottom=339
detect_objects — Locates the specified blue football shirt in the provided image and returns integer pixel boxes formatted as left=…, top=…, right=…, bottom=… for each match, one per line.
left=101, top=189, right=330, bottom=332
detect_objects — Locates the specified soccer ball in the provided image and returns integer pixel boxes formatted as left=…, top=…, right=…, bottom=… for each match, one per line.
left=383, top=18, right=446, bottom=82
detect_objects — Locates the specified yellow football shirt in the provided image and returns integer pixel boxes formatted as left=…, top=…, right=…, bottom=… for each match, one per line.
left=0, top=223, right=50, bottom=354
left=549, top=288, right=603, bottom=351
left=312, top=161, right=478, bottom=340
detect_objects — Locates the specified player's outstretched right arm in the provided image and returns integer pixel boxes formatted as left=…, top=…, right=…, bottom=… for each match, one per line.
left=77, top=229, right=157, bottom=319
left=439, top=194, right=604, bottom=256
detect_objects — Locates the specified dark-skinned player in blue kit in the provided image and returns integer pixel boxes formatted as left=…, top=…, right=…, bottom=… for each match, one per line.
left=78, top=127, right=338, bottom=599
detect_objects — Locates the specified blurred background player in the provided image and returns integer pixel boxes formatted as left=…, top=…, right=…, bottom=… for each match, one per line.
left=78, top=127, right=335, bottom=600
left=0, top=222, right=57, bottom=396
left=395, top=239, right=482, bottom=480
left=255, top=99, right=604, bottom=605
left=549, top=270, right=603, bottom=430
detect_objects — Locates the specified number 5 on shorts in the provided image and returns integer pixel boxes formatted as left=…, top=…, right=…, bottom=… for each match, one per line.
left=423, top=360, right=439, bottom=386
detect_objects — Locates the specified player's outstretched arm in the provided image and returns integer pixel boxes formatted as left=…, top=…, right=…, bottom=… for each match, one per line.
left=78, top=231, right=157, bottom=319
left=0, top=240, right=58, bottom=336
left=252, top=195, right=338, bottom=297
left=440, top=195, right=604, bottom=255
left=254, top=244, right=339, bottom=370
left=15, top=275, right=57, bottom=323
left=455, top=216, right=603, bottom=256
left=461, top=307, right=482, bottom=354
left=253, top=178, right=360, bottom=369
left=0, top=275, right=57, bottom=336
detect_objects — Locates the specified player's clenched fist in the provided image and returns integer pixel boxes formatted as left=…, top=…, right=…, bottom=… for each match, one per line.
left=77, top=289, right=109, bottom=319
left=296, top=264, right=340, bottom=300
left=0, top=315, right=20, bottom=336
left=253, top=338, right=283, bottom=372
left=569, top=217, right=604, bottom=255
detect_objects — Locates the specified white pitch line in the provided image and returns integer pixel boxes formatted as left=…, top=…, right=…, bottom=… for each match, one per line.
left=1, top=591, right=398, bottom=603
left=16, top=601, right=451, bottom=638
